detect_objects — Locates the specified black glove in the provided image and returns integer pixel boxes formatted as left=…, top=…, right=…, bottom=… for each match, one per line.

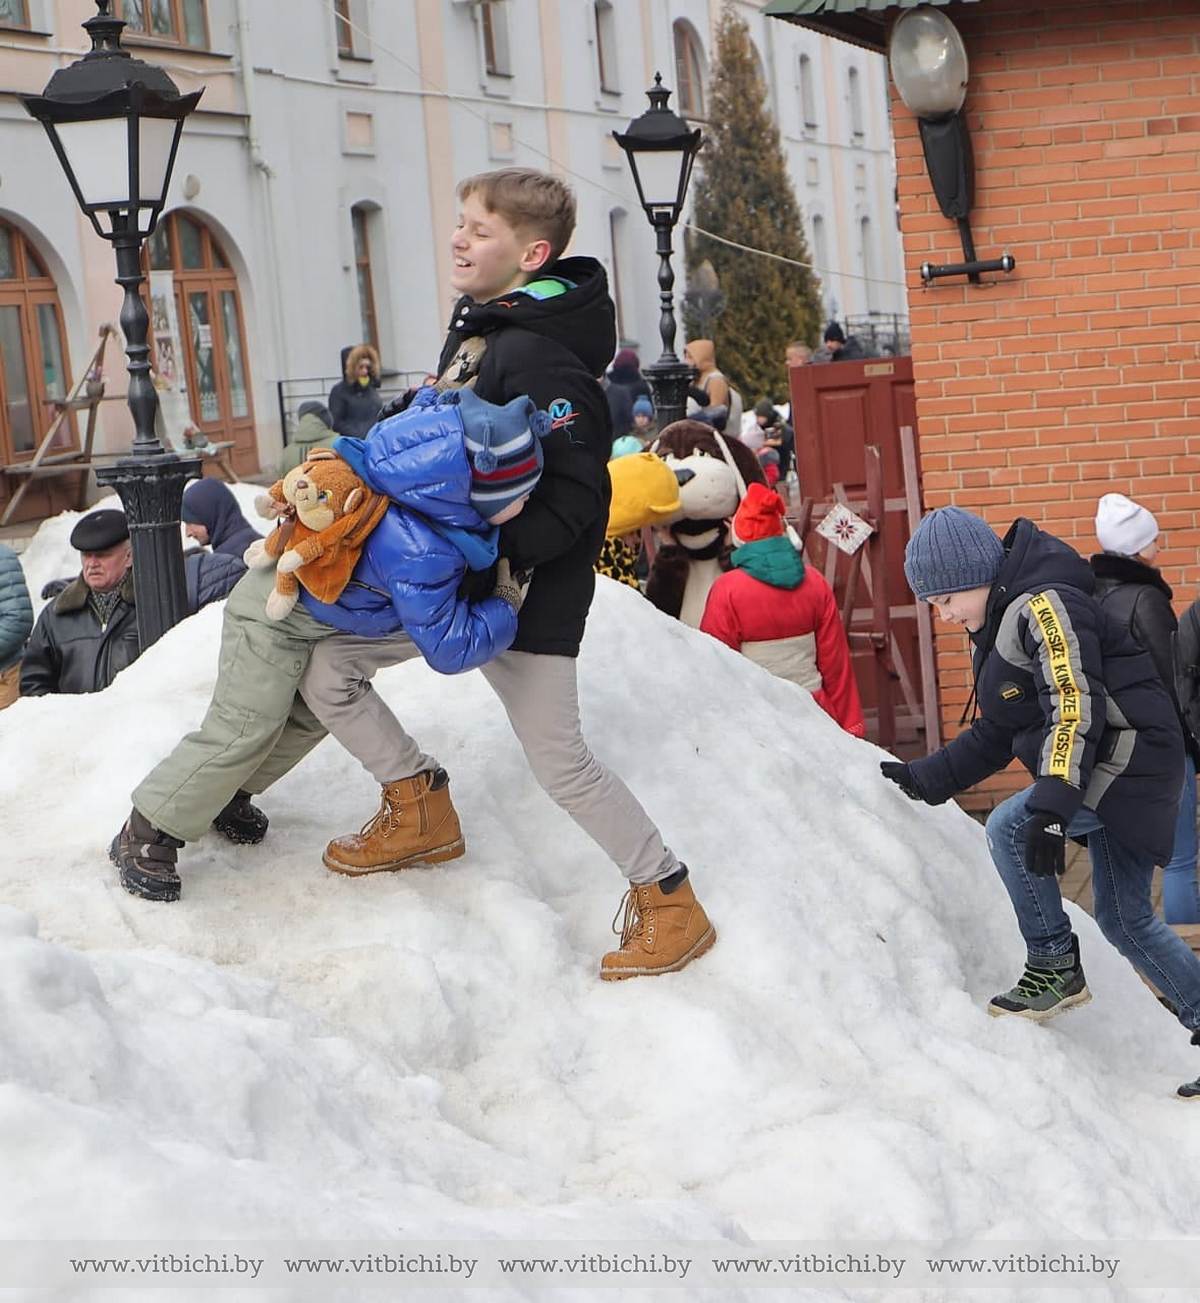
left=880, top=761, right=925, bottom=803
left=377, top=387, right=417, bottom=422
left=1024, top=811, right=1067, bottom=877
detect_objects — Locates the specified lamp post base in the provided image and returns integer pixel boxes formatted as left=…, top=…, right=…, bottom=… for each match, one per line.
left=645, top=358, right=693, bottom=432
left=96, top=451, right=201, bottom=650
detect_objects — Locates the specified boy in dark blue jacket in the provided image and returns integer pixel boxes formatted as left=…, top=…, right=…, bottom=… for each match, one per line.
left=300, top=168, right=716, bottom=980
left=880, top=506, right=1200, bottom=1098
left=111, top=388, right=544, bottom=903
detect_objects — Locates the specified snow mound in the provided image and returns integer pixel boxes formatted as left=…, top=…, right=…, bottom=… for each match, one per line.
left=4, top=552, right=1200, bottom=1254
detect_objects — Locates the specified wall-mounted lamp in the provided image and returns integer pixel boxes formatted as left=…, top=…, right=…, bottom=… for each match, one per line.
left=889, top=6, right=1015, bottom=286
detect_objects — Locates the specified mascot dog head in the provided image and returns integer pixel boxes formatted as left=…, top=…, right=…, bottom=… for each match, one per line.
left=643, top=420, right=768, bottom=622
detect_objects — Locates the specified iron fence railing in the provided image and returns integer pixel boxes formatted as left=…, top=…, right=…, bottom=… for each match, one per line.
left=276, top=370, right=430, bottom=445
left=842, top=313, right=911, bottom=357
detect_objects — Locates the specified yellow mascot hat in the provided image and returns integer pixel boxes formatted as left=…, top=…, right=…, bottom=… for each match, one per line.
left=606, top=451, right=682, bottom=539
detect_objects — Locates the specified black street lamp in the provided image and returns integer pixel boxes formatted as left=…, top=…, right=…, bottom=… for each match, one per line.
left=22, top=0, right=204, bottom=649
left=613, top=75, right=703, bottom=429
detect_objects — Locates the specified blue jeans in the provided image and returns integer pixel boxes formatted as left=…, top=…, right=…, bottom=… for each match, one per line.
left=1163, top=754, right=1200, bottom=925
left=985, top=788, right=1200, bottom=1032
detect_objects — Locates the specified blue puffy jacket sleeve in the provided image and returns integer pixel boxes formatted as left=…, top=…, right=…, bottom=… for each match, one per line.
left=384, top=513, right=517, bottom=674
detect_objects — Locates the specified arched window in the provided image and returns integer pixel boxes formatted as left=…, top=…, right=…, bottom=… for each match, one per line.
left=673, top=20, right=706, bottom=118
left=145, top=212, right=257, bottom=473
left=351, top=204, right=379, bottom=352
left=594, top=0, right=619, bottom=93
left=0, top=219, right=74, bottom=468
left=860, top=215, right=874, bottom=311
left=608, top=207, right=633, bottom=343
left=811, top=214, right=828, bottom=280
left=848, top=65, right=864, bottom=139
left=798, top=53, right=817, bottom=129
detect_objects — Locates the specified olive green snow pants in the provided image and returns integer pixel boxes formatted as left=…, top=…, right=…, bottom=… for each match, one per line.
left=132, top=566, right=333, bottom=842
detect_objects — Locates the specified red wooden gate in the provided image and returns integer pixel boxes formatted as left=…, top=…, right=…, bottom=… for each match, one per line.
left=789, top=355, right=936, bottom=756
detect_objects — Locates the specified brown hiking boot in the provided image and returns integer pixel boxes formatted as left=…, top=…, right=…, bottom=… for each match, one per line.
left=323, top=767, right=465, bottom=876
left=600, top=869, right=716, bottom=980
left=110, top=808, right=185, bottom=903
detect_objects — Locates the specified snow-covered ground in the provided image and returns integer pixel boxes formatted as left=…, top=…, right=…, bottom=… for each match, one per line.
left=4, top=495, right=1200, bottom=1300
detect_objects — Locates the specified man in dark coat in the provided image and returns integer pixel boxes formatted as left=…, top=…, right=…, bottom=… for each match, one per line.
left=879, top=506, right=1200, bottom=1099
left=21, top=510, right=140, bottom=696
left=182, top=479, right=261, bottom=560
left=812, top=320, right=867, bottom=363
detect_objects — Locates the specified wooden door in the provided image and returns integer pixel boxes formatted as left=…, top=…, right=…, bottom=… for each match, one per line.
left=790, top=356, right=929, bottom=753
left=0, top=221, right=78, bottom=523
left=146, top=213, right=258, bottom=475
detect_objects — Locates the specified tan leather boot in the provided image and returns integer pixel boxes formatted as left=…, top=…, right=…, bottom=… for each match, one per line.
left=323, top=767, right=465, bottom=876
left=600, top=871, right=716, bottom=980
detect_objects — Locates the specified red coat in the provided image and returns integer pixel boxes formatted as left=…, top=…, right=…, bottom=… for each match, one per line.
left=700, top=543, right=866, bottom=737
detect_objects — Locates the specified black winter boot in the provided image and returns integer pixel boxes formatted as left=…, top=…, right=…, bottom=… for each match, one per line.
left=211, top=790, right=268, bottom=845
left=1180, top=1030, right=1200, bottom=1100
left=111, top=809, right=185, bottom=902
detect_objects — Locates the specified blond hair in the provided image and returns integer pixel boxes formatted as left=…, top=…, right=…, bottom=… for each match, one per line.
left=457, top=168, right=576, bottom=267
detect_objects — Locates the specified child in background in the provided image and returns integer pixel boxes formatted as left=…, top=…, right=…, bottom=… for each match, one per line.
left=700, top=483, right=864, bottom=737
left=631, top=394, right=656, bottom=444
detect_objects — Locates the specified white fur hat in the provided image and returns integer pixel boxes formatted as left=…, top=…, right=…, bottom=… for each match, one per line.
left=1095, top=492, right=1159, bottom=557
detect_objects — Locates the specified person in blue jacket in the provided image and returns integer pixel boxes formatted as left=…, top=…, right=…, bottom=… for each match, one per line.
left=110, top=387, right=549, bottom=904
left=879, top=506, right=1200, bottom=1100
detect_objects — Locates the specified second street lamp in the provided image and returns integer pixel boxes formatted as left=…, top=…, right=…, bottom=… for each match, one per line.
left=613, top=75, right=703, bottom=430
left=21, top=0, right=203, bottom=649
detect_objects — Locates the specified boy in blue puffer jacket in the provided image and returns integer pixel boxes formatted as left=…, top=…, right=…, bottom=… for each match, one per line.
left=111, top=388, right=549, bottom=904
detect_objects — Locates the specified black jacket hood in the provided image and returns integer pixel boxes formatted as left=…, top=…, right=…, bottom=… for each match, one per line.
left=1090, top=551, right=1174, bottom=602
left=444, top=256, right=616, bottom=379
left=983, top=518, right=1094, bottom=631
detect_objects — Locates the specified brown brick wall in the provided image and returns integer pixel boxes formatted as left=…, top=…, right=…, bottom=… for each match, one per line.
left=893, top=0, right=1200, bottom=809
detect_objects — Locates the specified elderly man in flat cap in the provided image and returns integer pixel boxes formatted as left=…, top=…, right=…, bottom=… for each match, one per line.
left=20, top=508, right=140, bottom=696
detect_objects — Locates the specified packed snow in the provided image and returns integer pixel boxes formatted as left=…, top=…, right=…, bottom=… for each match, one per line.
left=4, top=492, right=1200, bottom=1300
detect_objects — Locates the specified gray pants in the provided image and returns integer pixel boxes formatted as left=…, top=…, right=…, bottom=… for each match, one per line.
left=300, top=639, right=679, bottom=884
left=300, top=630, right=437, bottom=783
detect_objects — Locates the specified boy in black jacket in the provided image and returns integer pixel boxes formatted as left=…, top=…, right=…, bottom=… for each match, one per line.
left=299, top=168, right=715, bottom=979
left=879, top=506, right=1200, bottom=1098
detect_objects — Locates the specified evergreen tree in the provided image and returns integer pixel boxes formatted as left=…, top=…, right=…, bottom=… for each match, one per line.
left=683, top=4, right=823, bottom=403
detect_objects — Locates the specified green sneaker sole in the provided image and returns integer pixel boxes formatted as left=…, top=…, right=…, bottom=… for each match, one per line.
left=987, top=986, right=1091, bottom=1022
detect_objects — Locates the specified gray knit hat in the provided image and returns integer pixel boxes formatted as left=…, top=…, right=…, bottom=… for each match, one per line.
left=904, top=506, right=1005, bottom=599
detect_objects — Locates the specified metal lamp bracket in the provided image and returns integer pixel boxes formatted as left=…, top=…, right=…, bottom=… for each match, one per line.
left=916, top=112, right=1016, bottom=286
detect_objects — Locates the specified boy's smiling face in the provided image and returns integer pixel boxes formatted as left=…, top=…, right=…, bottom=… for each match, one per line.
left=450, top=192, right=551, bottom=303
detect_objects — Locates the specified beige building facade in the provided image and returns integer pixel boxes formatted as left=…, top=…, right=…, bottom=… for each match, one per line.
left=0, top=0, right=902, bottom=519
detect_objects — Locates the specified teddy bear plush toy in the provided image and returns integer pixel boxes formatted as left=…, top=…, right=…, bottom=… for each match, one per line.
left=245, top=448, right=390, bottom=620
left=644, top=420, right=767, bottom=627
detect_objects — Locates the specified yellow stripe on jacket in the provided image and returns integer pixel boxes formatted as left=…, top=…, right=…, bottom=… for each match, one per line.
left=1028, top=591, right=1083, bottom=781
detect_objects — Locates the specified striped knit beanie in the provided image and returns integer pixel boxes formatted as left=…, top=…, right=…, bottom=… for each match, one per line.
left=456, top=388, right=552, bottom=522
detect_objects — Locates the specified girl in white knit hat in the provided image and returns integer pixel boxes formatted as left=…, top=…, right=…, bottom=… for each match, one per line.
left=1092, top=492, right=1200, bottom=929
